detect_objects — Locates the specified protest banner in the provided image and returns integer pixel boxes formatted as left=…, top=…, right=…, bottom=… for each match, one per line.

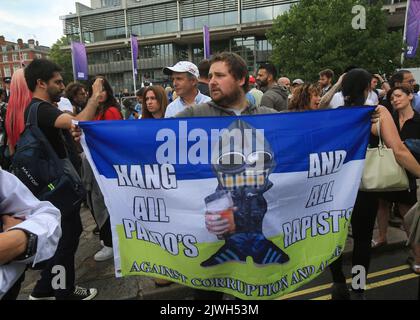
left=80, top=107, right=373, bottom=299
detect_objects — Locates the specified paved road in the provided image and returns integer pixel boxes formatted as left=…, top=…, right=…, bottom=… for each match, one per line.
left=279, top=247, right=419, bottom=300
left=18, top=207, right=418, bottom=300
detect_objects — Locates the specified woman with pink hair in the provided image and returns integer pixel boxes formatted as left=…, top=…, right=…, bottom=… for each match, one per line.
left=5, top=68, right=32, bottom=156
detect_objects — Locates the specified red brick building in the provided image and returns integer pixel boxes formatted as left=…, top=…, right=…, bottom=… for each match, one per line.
left=0, top=36, right=50, bottom=88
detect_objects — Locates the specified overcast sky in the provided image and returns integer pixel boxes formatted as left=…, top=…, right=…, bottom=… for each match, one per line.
left=0, top=0, right=91, bottom=47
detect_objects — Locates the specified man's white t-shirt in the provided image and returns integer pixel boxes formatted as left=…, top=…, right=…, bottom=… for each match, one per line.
left=329, top=91, right=379, bottom=109
left=57, top=97, right=74, bottom=113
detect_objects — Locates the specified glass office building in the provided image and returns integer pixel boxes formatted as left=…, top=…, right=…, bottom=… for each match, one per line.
left=61, top=0, right=407, bottom=92
left=60, top=0, right=299, bottom=92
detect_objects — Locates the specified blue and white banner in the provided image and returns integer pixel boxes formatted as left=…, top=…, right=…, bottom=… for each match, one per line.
left=79, top=107, right=373, bottom=300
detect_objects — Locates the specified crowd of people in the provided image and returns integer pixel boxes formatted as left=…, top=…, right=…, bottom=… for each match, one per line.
left=0, top=52, right=420, bottom=300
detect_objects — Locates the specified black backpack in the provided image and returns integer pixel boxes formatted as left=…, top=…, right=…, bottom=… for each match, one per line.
left=0, top=102, right=9, bottom=169
left=11, top=102, right=85, bottom=212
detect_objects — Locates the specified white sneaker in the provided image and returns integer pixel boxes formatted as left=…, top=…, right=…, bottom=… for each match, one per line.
left=28, top=294, right=56, bottom=300
left=64, top=286, right=98, bottom=300
left=94, top=245, right=113, bottom=262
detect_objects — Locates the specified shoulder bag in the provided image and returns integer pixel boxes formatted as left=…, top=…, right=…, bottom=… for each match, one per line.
left=360, top=119, right=409, bottom=192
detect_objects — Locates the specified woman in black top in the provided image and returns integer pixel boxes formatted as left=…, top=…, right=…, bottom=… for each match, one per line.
left=373, top=86, right=420, bottom=247
left=329, top=69, right=420, bottom=300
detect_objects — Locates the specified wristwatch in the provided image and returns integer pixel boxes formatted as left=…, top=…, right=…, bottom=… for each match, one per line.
left=12, top=228, right=38, bottom=261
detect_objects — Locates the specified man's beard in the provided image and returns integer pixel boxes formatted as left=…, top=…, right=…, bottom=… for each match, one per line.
left=257, top=80, right=268, bottom=92
left=256, top=79, right=268, bottom=88
left=48, top=88, right=63, bottom=103
left=211, top=88, right=242, bottom=107
left=76, top=100, right=87, bottom=110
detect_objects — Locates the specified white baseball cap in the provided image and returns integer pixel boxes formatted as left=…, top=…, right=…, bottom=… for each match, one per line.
left=163, top=61, right=200, bottom=79
left=292, top=79, right=304, bottom=85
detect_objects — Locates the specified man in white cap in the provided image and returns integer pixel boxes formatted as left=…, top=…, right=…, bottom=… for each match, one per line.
left=163, top=61, right=211, bottom=118
left=292, top=78, right=304, bottom=86
left=290, top=79, right=304, bottom=100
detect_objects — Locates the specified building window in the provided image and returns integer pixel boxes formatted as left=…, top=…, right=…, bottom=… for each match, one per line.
left=176, top=45, right=189, bottom=62
left=101, top=0, right=120, bottom=8
left=225, top=11, right=237, bottom=25
left=231, top=36, right=256, bottom=72
left=12, top=54, right=18, bottom=61
left=83, top=32, right=94, bottom=44
left=273, top=4, right=292, bottom=17
left=183, top=17, right=195, bottom=31
left=23, top=53, right=29, bottom=60
left=141, top=23, right=154, bottom=36
left=183, top=11, right=237, bottom=31
left=242, top=8, right=256, bottom=23
left=2, top=55, right=8, bottom=62
left=242, top=2, right=294, bottom=24
left=136, top=43, right=175, bottom=83
left=192, top=46, right=204, bottom=65
left=3, top=68, right=11, bottom=77
left=194, top=15, right=209, bottom=30
left=256, top=6, right=273, bottom=21
left=154, top=21, right=166, bottom=34
left=207, top=39, right=230, bottom=56
left=256, top=38, right=272, bottom=64
left=167, top=20, right=178, bottom=33
left=104, top=27, right=126, bottom=40
left=209, top=13, right=224, bottom=27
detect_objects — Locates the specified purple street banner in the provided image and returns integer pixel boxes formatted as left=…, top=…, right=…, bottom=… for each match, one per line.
left=203, top=25, right=211, bottom=59
left=131, top=35, right=138, bottom=75
left=71, top=42, right=88, bottom=81
left=406, top=0, right=420, bottom=58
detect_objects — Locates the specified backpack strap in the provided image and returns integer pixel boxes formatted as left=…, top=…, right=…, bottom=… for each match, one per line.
left=26, top=101, right=43, bottom=127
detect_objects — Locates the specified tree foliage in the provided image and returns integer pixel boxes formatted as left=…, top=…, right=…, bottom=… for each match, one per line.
left=267, top=0, right=403, bottom=82
left=49, top=36, right=73, bottom=85
left=403, top=51, right=420, bottom=69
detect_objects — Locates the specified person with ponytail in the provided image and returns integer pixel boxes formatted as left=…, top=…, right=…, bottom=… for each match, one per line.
left=329, top=68, right=420, bottom=300
left=5, top=69, right=32, bottom=156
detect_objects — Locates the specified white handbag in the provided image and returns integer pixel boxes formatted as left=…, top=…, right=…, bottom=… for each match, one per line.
left=360, top=119, right=409, bottom=192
